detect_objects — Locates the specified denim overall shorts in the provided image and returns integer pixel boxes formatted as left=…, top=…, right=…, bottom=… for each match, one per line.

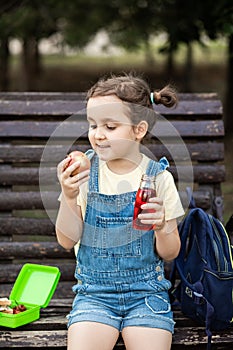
left=67, top=154, right=175, bottom=333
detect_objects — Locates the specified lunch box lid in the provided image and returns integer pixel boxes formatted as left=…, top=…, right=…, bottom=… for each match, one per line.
left=10, top=263, right=61, bottom=308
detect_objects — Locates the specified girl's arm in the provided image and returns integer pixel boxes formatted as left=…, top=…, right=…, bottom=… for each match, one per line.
left=56, top=196, right=83, bottom=250
left=55, top=157, right=90, bottom=250
left=154, top=219, right=181, bottom=261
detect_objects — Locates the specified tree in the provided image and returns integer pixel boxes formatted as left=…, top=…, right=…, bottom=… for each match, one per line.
left=156, top=0, right=203, bottom=90
left=199, top=0, right=233, bottom=134
left=12, top=0, right=59, bottom=90
left=189, top=0, right=233, bottom=134
left=58, top=0, right=115, bottom=49
left=0, top=13, right=11, bottom=90
left=58, top=0, right=163, bottom=67
left=0, top=0, right=24, bottom=90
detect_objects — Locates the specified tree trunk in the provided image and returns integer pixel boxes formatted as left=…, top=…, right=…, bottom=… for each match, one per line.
left=22, top=37, right=41, bottom=90
left=183, top=42, right=193, bottom=92
left=224, top=33, right=233, bottom=135
left=166, top=49, right=175, bottom=78
left=0, top=37, right=10, bottom=91
left=144, top=39, right=155, bottom=67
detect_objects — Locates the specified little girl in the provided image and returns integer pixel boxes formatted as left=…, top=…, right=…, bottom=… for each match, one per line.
left=56, top=74, right=184, bottom=350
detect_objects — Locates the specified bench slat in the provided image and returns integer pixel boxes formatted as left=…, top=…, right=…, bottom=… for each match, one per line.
left=0, top=92, right=86, bottom=100
left=172, top=328, right=233, bottom=346
left=0, top=263, right=75, bottom=283
left=0, top=191, right=59, bottom=210
left=0, top=190, right=211, bottom=211
left=0, top=164, right=225, bottom=185
left=0, top=281, right=75, bottom=299
left=0, top=93, right=222, bottom=117
left=0, top=120, right=224, bottom=138
left=0, top=242, right=73, bottom=259
left=0, top=217, right=55, bottom=235
left=0, top=92, right=220, bottom=101
left=0, top=330, right=68, bottom=348
left=0, top=327, right=231, bottom=348
left=0, top=142, right=224, bottom=162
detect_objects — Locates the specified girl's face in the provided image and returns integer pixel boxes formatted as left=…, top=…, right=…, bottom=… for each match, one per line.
left=87, top=95, right=144, bottom=163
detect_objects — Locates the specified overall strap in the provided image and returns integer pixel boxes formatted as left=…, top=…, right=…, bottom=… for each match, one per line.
left=86, top=150, right=99, bottom=192
left=146, top=157, right=169, bottom=176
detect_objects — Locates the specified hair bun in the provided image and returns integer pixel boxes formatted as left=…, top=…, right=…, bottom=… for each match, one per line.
left=154, top=92, right=161, bottom=104
left=153, top=85, right=178, bottom=108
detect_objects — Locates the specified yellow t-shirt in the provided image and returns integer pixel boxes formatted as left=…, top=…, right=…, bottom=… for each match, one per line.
left=77, top=154, right=184, bottom=221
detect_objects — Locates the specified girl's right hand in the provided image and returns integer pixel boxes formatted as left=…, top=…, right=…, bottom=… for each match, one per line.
left=57, top=157, right=90, bottom=200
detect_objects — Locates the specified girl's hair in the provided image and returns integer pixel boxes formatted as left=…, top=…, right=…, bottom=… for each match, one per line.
left=86, top=73, right=178, bottom=131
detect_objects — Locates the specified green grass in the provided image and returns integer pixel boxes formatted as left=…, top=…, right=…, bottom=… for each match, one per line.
left=10, top=36, right=228, bottom=69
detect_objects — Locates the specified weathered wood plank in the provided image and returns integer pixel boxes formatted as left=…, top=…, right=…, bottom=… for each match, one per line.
left=144, top=142, right=224, bottom=162
left=0, top=191, right=59, bottom=210
left=0, top=189, right=211, bottom=211
left=0, top=263, right=75, bottom=283
left=0, top=120, right=224, bottom=138
left=0, top=164, right=226, bottom=186
left=0, top=327, right=231, bottom=348
left=173, top=327, right=233, bottom=346
left=46, top=299, right=73, bottom=307
left=0, top=217, right=55, bottom=235
left=0, top=142, right=224, bottom=163
left=0, top=92, right=86, bottom=100
left=0, top=330, right=68, bottom=347
left=0, top=242, right=74, bottom=259
left=0, top=91, right=219, bottom=101
left=0, top=281, right=75, bottom=299
left=0, top=120, right=88, bottom=138
left=0, top=92, right=223, bottom=117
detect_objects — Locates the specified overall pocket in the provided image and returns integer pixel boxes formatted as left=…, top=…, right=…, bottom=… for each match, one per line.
left=92, top=216, right=142, bottom=258
left=145, top=292, right=171, bottom=314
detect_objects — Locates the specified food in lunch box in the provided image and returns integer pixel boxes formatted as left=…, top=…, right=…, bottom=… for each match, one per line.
left=0, top=297, right=11, bottom=306
left=13, top=304, right=27, bottom=314
left=0, top=297, right=26, bottom=314
left=0, top=306, right=13, bottom=314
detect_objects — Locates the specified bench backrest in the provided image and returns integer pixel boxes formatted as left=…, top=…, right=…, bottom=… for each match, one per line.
left=0, top=92, right=225, bottom=298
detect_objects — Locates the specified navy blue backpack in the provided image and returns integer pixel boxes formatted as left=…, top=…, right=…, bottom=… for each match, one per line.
left=170, top=206, right=233, bottom=349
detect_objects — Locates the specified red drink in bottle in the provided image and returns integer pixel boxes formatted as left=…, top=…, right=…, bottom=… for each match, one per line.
left=133, top=175, right=156, bottom=231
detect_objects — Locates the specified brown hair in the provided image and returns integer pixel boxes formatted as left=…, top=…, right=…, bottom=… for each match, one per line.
left=87, top=73, right=178, bottom=131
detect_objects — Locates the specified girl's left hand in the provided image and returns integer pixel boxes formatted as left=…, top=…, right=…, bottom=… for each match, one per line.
left=138, top=197, right=165, bottom=230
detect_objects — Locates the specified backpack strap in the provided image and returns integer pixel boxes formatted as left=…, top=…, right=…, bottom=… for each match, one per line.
left=184, top=283, right=214, bottom=350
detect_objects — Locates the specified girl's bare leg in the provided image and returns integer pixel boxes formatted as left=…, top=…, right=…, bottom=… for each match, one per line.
left=68, top=321, right=119, bottom=350
left=122, top=326, right=172, bottom=350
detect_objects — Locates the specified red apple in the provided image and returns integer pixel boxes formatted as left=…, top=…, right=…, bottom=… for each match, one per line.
left=64, top=151, right=91, bottom=176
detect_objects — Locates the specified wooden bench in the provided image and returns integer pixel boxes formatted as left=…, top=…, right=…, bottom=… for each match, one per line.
left=0, top=92, right=231, bottom=349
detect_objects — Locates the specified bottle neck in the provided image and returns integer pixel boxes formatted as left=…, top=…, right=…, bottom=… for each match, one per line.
left=140, top=174, right=156, bottom=189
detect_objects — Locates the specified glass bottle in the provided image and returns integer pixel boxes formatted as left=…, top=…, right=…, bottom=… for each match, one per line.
left=133, top=174, right=156, bottom=230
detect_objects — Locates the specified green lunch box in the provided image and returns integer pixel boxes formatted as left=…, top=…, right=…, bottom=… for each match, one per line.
left=0, top=263, right=61, bottom=328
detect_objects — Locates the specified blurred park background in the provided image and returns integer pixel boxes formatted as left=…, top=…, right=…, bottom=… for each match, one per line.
left=0, top=0, right=232, bottom=222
